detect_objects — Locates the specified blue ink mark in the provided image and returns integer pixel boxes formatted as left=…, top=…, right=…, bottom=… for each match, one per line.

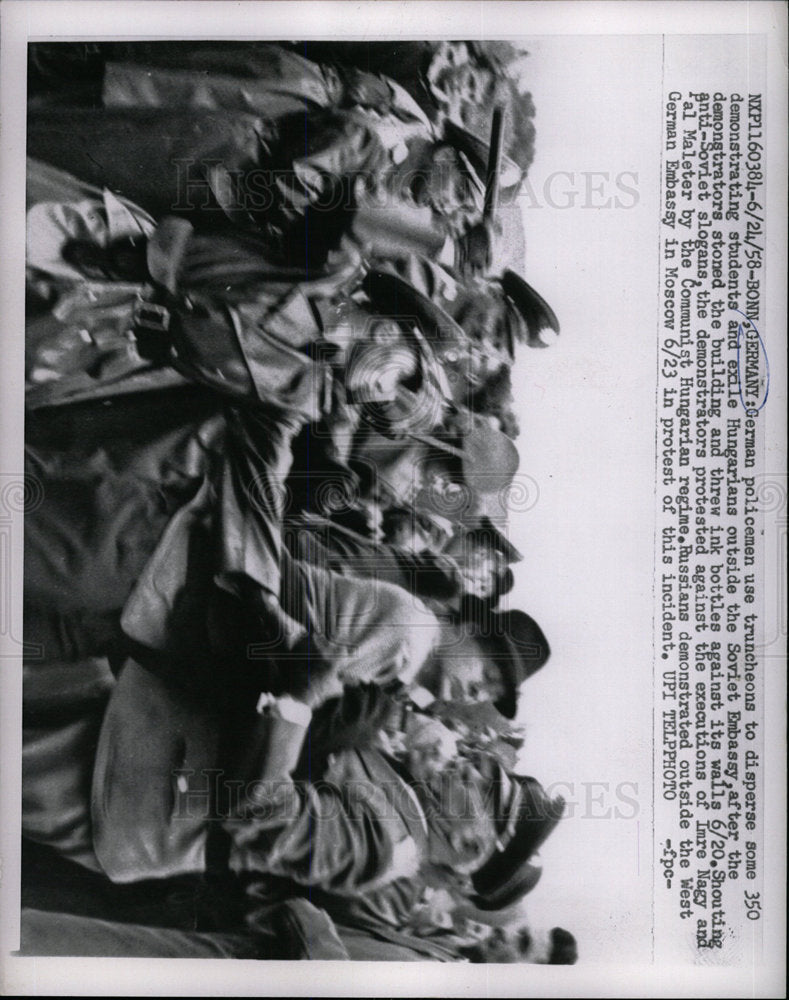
left=734, top=310, right=770, bottom=414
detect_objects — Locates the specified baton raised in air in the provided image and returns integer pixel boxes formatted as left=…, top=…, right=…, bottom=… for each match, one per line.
left=483, top=104, right=506, bottom=223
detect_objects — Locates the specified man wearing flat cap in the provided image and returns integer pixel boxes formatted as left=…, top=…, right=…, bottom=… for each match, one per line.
left=470, top=771, right=566, bottom=910
left=418, top=608, right=550, bottom=720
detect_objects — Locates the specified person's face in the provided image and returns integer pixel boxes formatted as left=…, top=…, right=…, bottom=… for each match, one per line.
left=442, top=339, right=506, bottom=391
left=426, top=150, right=470, bottom=219
left=454, top=540, right=505, bottom=599
left=374, top=447, right=426, bottom=508
left=440, top=63, right=495, bottom=107
left=404, top=714, right=459, bottom=790
left=466, top=340, right=508, bottom=385
left=425, top=760, right=496, bottom=874
left=478, top=332, right=510, bottom=370
left=466, top=923, right=571, bottom=964
left=417, top=632, right=506, bottom=704
left=437, top=41, right=471, bottom=72
left=370, top=317, right=404, bottom=346
left=514, top=926, right=560, bottom=964
left=470, top=925, right=522, bottom=963
left=449, top=651, right=505, bottom=703
left=434, top=61, right=496, bottom=130
left=455, top=297, right=512, bottom=374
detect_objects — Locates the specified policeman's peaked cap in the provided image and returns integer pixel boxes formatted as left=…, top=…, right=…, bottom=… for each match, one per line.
left=363, top=268, right=467, bottom=348
left=499, top=270, right=560, bottom=349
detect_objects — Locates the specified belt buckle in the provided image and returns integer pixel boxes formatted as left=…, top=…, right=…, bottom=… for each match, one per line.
left=133, top=301, right=171, bottom=333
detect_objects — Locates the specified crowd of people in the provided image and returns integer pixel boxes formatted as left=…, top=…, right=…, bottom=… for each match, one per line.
left=21, top=40, right=577, bottom=963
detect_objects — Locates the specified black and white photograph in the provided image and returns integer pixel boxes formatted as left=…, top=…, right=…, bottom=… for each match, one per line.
left=1, top=2, right=786, bottom=996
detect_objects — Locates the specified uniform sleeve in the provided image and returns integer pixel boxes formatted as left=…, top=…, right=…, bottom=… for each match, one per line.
left=225, top=775, right=403, bottom=896
left=143, top=225, right=331, bottom=418
left=394, top=551, right=461, bottom=603
left=265, top=109, right=389, bottom=218
left=103, top=54, right=341, bottom=118
left=305, top=568, right=442, bottom=690
left=243, top=897, right=350, bottom=960
left=294, top=683, right=402, bottom=777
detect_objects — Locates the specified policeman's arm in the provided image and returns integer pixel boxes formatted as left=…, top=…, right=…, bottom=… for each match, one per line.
left=225, top=772, right=404, bottom=896
left=293, top=683, right=404, bottom=777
